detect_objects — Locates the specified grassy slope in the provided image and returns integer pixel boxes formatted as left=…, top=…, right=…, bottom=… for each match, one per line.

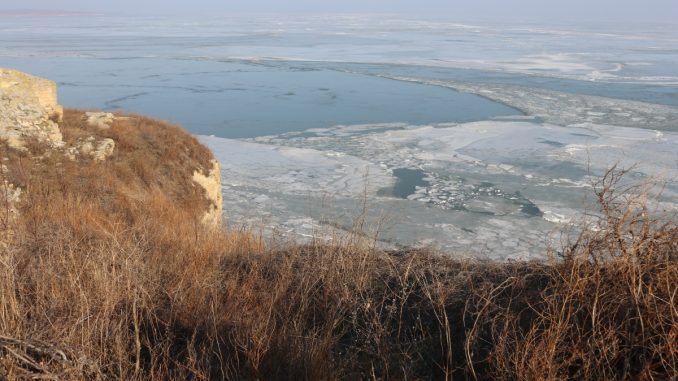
left=0, top=110, right=676, bottom=380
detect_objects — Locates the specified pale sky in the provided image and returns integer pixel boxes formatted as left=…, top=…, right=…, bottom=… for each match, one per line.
left=6, top=0, right=678, bottom=23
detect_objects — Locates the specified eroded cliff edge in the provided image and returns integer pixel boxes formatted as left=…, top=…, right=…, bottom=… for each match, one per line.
left=0, top=68, right=223, bottom=229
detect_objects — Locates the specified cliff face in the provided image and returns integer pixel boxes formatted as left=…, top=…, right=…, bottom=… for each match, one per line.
left=0, top=68, right=224, bottom=228
left=0, top=68, right=63, bottom=122
left=0, top=68, right=64, bottom=149
left=193, top=160, right=224, bottom=226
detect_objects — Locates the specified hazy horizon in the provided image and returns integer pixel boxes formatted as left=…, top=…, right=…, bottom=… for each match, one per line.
left=3, top=0, right=677, bottom=24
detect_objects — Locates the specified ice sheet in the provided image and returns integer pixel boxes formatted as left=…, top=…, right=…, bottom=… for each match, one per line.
left=2, top=15, right=677, bottom=84
left=382, top=76, right=678, bottom=131
left=201, top=137, right=393, bottom=195
left=4, top=14, right=676, bottom=259
left=202, top=121, right=678, bottom=259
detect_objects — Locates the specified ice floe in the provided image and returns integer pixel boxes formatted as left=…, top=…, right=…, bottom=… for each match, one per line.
left=381, top=76, right=678, bottom=131
left=202, top=120, right=678, bottom=259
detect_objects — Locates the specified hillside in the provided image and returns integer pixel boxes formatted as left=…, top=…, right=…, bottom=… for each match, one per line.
left=0, top=69, right=676, bottom=380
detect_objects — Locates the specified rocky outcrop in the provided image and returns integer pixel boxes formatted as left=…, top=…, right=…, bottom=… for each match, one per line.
left=0, top=68, right=118, bottom=162
left=66, top=136, right=116, bottom=161
left=0, top=68, right=62, bottom=122
left=0, top=163, right=22, bottom=235
left=1, top=68, right=223, bottom=229
left=90, top=138, right=115, bottom=161
left=193, top=160, right=223, bottom=227
left=85, top=112, right=115, bottom=129
left=0, top=68, right=64, bottom=149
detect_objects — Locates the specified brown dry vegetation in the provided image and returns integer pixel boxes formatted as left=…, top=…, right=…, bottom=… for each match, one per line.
left=0, top=110, right=676, bottom=380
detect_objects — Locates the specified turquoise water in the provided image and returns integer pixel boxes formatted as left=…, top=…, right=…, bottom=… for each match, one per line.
left=0, top=57, right=521, bottom=138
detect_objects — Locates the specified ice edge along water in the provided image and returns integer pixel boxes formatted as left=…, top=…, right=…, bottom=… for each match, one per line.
left=201, top=119, right=678, bottom=260
left=4, top=15, right=676, bottom=258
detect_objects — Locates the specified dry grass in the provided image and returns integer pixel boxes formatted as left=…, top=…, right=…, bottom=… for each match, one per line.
left=0, top=110, right=676, bottom=380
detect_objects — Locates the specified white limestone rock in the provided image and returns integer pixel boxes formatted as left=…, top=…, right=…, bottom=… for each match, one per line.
left=0, top=68, right=64, bottom=149
left=66, top=136, right=116, bottom=161
left=85, top=112, right=115, bottom=129
left=192, top=159, right=223, bottom=227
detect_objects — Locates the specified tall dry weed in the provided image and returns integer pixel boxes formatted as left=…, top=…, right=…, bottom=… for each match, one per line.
left=0, top=111, right=675, bottom=380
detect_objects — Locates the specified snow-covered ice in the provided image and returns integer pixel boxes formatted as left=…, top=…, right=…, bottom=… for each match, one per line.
left=203, top=137, right=393, bottom=195
left=3, top=15, right=677, bottom=85
left=382, top=76, right=678, bottom=131
left=202, top=120, right=678, bottom=259
left=4, top=14, right=676, bottom=258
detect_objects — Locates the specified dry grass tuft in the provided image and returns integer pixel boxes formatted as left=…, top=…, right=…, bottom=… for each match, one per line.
left=0, top=110, right=675, bottom=380
left=478, top=167, right=678, bottom=380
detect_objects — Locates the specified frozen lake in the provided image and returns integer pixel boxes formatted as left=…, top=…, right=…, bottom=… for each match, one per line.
left=2, top=14, right=677, bottom=258
left=0, top=57, right=521, bottom=138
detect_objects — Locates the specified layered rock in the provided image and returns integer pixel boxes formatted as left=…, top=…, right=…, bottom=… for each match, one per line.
left=0, top=68, right=64, bottom=149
